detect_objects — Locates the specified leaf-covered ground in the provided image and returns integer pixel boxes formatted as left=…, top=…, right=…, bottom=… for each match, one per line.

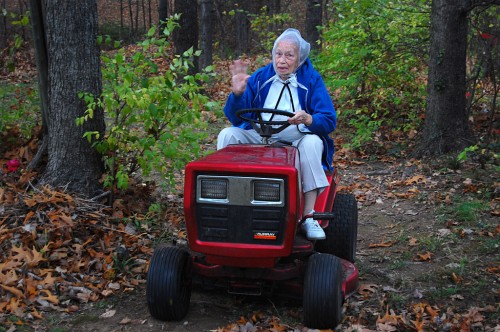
left=1, top=128, right=498, bottom=331
left=1, top=53, right=499, bottom=331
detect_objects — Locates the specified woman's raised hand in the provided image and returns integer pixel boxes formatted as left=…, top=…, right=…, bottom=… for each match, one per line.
left=230, top=60, right=250, bottom=96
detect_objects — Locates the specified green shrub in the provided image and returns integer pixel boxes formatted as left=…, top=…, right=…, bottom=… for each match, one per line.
left=317, top=0, right=429, bottom=149
left=249, top=6, right=292, bottom=52
left=0, top=82, right=40, bottom=141
left=78, top=17, right=218, bottom=191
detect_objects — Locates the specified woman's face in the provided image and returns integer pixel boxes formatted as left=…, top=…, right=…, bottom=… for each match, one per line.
left=274, top=40, right=299, bottom=79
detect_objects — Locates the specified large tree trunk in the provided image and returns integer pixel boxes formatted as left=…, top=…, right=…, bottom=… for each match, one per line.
left=41, top=0, right=104, bottom=196
left=306, top=0, right=322, bottom=50
left=267, top=0, right=281, bottom=35
left=235, top=1, right=250, bottom=56
left=173, top=0, right=199, bottom=73
left=198, top=0, right=213, bottom=69
left=419, top=0, right=475, bottom=156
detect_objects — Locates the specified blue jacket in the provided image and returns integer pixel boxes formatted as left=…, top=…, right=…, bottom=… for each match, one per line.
left=223, top=58, right=337, bottom=170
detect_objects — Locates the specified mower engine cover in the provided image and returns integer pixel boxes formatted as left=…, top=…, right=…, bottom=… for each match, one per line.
left=184, top=144, right=302, bottom=268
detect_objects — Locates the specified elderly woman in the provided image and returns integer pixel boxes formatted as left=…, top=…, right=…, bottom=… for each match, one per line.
left=217, top=28, right=337, bottom=240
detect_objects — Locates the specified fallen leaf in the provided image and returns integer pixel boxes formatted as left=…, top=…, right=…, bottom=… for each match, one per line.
left=107, top=282, right=120, bottom=290
left=30, top=308, right=43, bottom=319
left=415, top=252, right=432, bottom=261
left=404, top=175, right=427, bottom=185
left=451, top=272, right=463, bottom=284
left=437, top=228, right=452, bottom=237
left=38, top=290, right=59, bottom=304
left=11, top=245, right=46, bottom=267
left=100, top=309, right=116, bottom=318
left=345, top=325, right=376, bottom=332
left=358, top=283, right=378, bottom=297
left=369, top=240, right=395, bottom=248
left=120, top=318, right=132, bottom=325
left=411, top=316, right=425, bottom=332
left=413, top=289, right=424, bottom=299
left=485, top=265, right=500, bottom=275
left=425, top=305, right=440, bottom=320
left=0, top=284, right=24, bottom=298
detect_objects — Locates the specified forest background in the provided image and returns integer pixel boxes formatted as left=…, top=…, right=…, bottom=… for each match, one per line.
left=0, top=0, right=499, bottom=331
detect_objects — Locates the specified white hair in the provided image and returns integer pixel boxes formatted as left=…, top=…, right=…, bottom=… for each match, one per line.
left=272, top=28, right=311, bottom=73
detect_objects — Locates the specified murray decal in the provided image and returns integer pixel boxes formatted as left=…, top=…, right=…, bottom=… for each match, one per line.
left=254, top=232, right=277, bottom=240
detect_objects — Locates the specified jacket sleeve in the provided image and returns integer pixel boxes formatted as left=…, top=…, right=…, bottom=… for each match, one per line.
left=306, top=73, right=337, bottom=136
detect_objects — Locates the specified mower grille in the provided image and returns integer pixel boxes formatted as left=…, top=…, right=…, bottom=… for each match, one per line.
left=196, top=204, right=286, bottom=244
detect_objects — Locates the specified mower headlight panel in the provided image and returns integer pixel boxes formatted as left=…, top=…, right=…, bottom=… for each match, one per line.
left=200, top=178, right=228, bottom=200
left=196, top=175, right=284, bottom=206
left=253, top=181, right=281, bottom=202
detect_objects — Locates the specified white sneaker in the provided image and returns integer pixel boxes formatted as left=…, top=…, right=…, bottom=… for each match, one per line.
left=301, top=218, right=326, bottom=240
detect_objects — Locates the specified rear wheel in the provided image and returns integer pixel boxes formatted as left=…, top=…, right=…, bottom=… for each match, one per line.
left=315, top=193, right=358, bottom=262
left=146, top=246, right=192, bottom=321
left=303, top=253, right=343, bottom=329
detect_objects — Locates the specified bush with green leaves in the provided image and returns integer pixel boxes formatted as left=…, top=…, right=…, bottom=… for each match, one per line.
left=249, top=6, right=292, bottom=52
left=1, top=9, right=30, bottom=72
left=317, top=0, right=429, bottom=149
left=0, top=82, right=40, bottom=142
left=77, top=18, right=217, bottom=191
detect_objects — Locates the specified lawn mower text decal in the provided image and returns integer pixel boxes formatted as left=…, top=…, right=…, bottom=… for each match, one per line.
left=254, top=232, right=277, bottom=240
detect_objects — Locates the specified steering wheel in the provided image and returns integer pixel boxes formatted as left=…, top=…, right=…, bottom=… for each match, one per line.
left=235, top=108, right=294, bottom=141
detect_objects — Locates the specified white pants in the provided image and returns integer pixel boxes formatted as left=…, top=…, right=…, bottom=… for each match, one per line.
left=217, top=127, right=329, bottom=193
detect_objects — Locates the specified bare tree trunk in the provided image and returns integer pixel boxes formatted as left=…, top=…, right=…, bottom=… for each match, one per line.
left=27, top=0, right=49, bottom=170
left=268, top=0, right=280, bottom=34
left=235, top=1, right=250, bottom=56
left=0, top=0, right=6, bottom=50
left=17, top=0, right=27, bottom=40
left=306, top=0, right=322, bottom=50
left=213, top=0, right=227, bottom=56
left=419, top=0, right=475, bottom=156
left=42, top=0, right=105, bottom=196
left=135, top=0, right=139, bottom=34
left=148, top=0, right=152, bottom=28
left=128, top=0, right=133, bottom=37
left=173, top=0, right=198, bottom=73
left=141, top=0, right=146, bottom=30
left=198, top=0, right=213, bottom=69
left=158, top=0, right=168, bottom=27
left=120, top=0, right=123, bottom=40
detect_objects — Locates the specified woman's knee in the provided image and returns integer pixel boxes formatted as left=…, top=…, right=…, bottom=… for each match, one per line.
left=218, top=127, right=236, bottom=149
left=299, top=135, right=323, bottom=152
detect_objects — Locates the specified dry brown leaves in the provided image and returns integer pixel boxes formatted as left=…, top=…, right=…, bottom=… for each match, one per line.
left=0, top=181, right=162, bottom=321
left=0, top=139, right=183, bottom=327
left=213, top=312, right=305, bottom=332
left=349, top=291, right=498, bottom=332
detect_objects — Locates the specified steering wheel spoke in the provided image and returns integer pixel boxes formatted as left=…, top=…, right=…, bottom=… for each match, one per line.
left=236, top=108, right=293, bottom=141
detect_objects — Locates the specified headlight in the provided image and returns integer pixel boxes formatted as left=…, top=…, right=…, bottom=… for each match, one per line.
left=196, top=175, right=284, bottom=206
left=200, top=178, right=228, bottom=199
left=254, top=181, right=281, bottom=202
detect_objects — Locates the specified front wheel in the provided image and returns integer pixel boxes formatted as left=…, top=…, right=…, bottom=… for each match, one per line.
left=146, top=246, right=192, bottom=321
left=303, top=253, right=343, bottom=329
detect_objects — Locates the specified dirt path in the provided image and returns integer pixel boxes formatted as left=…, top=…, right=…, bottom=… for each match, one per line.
left=31, top=157, right=499, bottom=332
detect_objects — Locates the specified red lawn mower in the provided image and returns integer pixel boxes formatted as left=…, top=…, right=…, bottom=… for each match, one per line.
left=146, top=109, right=359, bottom=329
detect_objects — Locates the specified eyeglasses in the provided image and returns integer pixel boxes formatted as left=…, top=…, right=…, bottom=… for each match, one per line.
left=275, top=51, right=296, bottom=61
